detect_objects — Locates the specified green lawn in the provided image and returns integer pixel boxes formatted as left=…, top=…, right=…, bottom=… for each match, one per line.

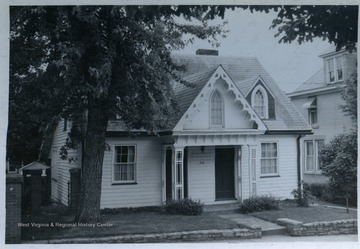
left=250, top=201, right=357, bottom=224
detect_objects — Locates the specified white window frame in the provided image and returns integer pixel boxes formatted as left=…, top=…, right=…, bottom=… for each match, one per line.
left=112, top=145, right=137, bottom=184
left=304, top=139, right=325, bottom=174
left=251, top=85, right=269, bottom=119
left=210, top=90, right=224, bottom=127
left=327, top=55, right=344, bottom=83
left=308, top=107, right=318, bottom=128
left=260, top=142, right=279, bottom=176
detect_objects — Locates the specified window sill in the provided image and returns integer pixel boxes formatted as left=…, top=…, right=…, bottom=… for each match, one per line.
left=112, top=182, right=137, bottom=185
left=260, top=175, right=280, bottom=178
left=311, top=124, right=319, bottom=129
left=304, top=172, right=322, bottom=175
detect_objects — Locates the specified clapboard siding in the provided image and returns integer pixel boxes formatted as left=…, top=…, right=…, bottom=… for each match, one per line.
left=240, top=145, right=251, bottom=200
left=187, top=146, right=215, bottom=204
left=255, top=135, right=298, bottom=199
left=100, top=137, right=163, bottom=208
left=50, top=119, right=81, bottom=206
left=50, top=122, right=300, bottom=208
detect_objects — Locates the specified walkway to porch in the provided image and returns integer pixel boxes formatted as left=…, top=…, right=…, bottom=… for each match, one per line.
left=204, top=203, right=287, bottom=236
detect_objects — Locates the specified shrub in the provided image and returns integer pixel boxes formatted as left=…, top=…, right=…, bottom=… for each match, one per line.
left=319, top=131, right=357, bottom=212
left=309, top=183, right=327, bottom=199
left=164, top=198, right=203, bottom=215
left=311, top=183, right=358, bottom=207
left=291, top=187, right=309, bottom=207
left=239, top=195, right=280, bottom=214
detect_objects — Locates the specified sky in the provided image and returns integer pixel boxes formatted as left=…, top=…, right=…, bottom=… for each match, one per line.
left=172, top=8, right=331, bottom=93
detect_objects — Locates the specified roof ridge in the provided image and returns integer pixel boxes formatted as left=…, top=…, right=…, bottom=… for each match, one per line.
left=182, top=65, right=219, bottom=81
left=171, top=53, right=258, bottom=60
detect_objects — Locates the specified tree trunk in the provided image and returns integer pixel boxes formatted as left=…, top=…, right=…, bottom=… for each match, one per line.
left=74, top=99, right=109, bottom=222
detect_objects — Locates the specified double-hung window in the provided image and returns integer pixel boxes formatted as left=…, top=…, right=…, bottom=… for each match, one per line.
left=327, top=56, right=344, bottom=83
left=308, top=108, right=318, bottom=127
left=304, top=140, right=324, bottom=173
left=261, top=142, right=278, bottom=175
left=303, top=97, right=318, bottom=128
left=113, top=145, right=136, bottom=183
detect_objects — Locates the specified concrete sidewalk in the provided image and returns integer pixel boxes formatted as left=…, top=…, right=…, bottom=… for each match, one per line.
left=209, top=233, right=358, bottom=243
left=218, top=213, right=287, bottom=236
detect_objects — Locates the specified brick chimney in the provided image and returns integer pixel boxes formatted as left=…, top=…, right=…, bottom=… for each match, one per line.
left=196, top=49, right=219, bottom=56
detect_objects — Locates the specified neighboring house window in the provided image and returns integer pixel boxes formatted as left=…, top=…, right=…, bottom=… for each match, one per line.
left=304, top=140, right=325, bottom=173
left=302, top=97, right=318, bottom=128
left=308, top=108, right=318, bottom=127
left=251, top=85, right=268, bottom=119
left=327, top=56, right=344, bottom=83
left=210, top=91, right=223, bottom=126
left=261, top=142, right=278, bottom=175
left=113, top=145, right=136, bottom=183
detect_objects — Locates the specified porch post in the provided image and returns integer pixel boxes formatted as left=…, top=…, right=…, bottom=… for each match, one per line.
left=173, top=146, right=184, bottom=200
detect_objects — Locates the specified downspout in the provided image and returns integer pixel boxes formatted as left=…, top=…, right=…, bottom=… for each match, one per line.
left=247, top=144, right=251, bottom=197
left=297, top=135, right=303, bottom=191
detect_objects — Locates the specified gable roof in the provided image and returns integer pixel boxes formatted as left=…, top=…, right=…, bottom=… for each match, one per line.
left=173, top=66, right=219, bottom=119
left=171, top=54, right=311, bottom=132
left=173, top=65, right=267, bottom=132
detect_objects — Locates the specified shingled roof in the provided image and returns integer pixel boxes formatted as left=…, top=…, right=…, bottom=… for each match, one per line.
left=292, top=69, right=327, bottom=93
left=171, top=54, right=311, bottom=132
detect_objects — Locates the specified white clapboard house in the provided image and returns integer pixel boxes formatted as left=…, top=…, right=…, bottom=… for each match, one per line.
left=49, top=49, right=312, bottom=208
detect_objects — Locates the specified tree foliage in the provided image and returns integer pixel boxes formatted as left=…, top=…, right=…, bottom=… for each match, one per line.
left=319, top=131, right=357, bottom=210
left=339, top=72, right=357, bottom=121
left=268, top=5, right=358, bottom=52
left=9, top=5, right=228, bottom=222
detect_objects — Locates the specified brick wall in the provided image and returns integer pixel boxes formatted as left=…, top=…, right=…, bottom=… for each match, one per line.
left=6, top=174, right=23, bottom=243
left=278, top=218, right=358, bottom=236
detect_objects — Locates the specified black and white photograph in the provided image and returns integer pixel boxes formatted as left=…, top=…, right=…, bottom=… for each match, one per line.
left=2, top=1, right=358, bottom=247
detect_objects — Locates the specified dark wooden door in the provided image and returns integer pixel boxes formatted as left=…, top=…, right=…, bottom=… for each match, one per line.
left=165, top=148, right=172, bottom=201
left=215, top=147, right=235, bottom=200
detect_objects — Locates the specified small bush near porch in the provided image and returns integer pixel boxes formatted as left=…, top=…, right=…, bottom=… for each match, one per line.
left=164, top=198, right=204, bottom=215
left=239, top=195, right=280, bottom=214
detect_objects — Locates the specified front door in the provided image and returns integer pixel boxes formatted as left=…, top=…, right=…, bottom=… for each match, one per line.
left=215, top=147, right=235, bottom=200
left=165, top=148, right=172, bottom=201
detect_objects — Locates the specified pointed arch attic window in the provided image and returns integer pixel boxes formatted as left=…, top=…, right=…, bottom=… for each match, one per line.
left=251, top=85, right=269, bottom=119
left=210, top=91, right=223, bottom=126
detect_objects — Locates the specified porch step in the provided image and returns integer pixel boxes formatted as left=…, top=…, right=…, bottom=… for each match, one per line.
left=262, top=227, right=288, bottom=236
left=203, top=203, right=240, bottom=214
